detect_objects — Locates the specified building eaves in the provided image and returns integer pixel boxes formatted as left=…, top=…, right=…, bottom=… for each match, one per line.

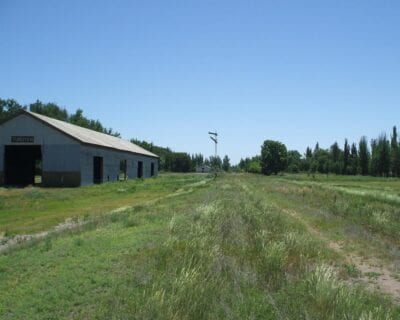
left=22, top=110, right=159, bottom=158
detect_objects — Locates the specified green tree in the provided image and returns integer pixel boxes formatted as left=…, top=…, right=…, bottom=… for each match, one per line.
left=329, top=142, right=342, bottom=174
left=29, top=100, right=68, bottom=121
left=69, top=108, right=120, bottom=137
left=343, top=139, right=350, bottom=174
left=209, top=156, right=222, bottom=169
left=191, top=153, right=204, bottom=166
left=349, top=143, right=358, bottom=175
left=314, top=148, right=330, bottom=174
left=0, top=98, right=24, bottom=121
left=378, top=134, right=391, bottom=177
left=358, top=136, right=370, bottom=175
left=287, top=150, right=302, bottom=173
left=248, top=160, right=261, bottom=173
left=69, top=109, right=90, bottom=128
left=238, top=158, right=248, bottom=171
left=222, top=155, right=230, bottom=171
left=390, top=126, right=400, bottom=177
left=239, top=156, right=261, bottom=173
left=371, top=134, right=390, bottom=177
left=166, top=152, right=192, bottom=172
left=303, top=146, right=313, bottom=172
left=313, top=142, right=320, bottom=156
left=261, top=140, right=288, bottom=175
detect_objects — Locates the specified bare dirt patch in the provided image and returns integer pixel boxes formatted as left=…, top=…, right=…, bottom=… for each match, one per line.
left=0, top=217, right=86, bottom=254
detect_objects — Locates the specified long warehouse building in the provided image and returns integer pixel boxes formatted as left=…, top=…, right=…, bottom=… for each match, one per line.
left=0, top=110, right=159, bottom=187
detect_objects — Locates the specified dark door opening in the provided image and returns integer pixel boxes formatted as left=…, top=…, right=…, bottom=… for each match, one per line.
left=151, top=163, right=154, bottom=176
left=137, top=161, right=143, bottom=178
left=93, top=156, right=103, bottom=184
left=4, top=145, right=42, bottom=186
left=119, top=159, right=127, bottom=180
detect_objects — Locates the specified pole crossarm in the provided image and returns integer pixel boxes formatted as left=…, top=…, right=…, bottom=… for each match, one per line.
left=208, top=130, right=218, bottom=160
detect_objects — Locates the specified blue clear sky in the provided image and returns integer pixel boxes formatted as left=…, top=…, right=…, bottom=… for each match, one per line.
left=1, top=1, right=400, bottom=163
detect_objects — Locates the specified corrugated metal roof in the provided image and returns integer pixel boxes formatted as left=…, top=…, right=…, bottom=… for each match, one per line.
left=25, top=111, right=159, bottom=158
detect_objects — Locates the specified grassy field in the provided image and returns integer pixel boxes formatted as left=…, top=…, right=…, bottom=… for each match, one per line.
left=0, top=174, right=209, bottom=235
left=1, top=173, right=400, bottom=319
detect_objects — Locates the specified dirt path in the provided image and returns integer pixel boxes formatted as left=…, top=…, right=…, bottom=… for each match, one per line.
left=279, top=205, right=400, bottom=303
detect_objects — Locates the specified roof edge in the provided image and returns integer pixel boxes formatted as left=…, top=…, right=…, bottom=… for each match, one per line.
left=3, top=110, right=159, bottom=158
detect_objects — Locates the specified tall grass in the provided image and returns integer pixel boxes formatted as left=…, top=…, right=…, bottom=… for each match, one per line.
left=116, top=176, right=398, bottom=319
left=0, top=174, right=399, bottom=319
left=263, top=175, right=400, bottom=244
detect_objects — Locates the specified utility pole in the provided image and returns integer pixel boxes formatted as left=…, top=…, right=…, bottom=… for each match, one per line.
left=208, top=131, right=218, bottom=158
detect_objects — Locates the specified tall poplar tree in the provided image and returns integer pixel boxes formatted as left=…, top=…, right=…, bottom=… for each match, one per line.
left=343, top=139, right=350, bottom=174
left=350, top=143, right=358, bottom=175
left=358, top=136, right=370, bottom=175
left=372, top=134, right=390, bottom=177
left=303, top=147, right=313, bottom=172
left=222, top=155, right=231, bottom=171
left=329, top=142, right=342, bottom=174
left=390, top=126, right=400, bottom=177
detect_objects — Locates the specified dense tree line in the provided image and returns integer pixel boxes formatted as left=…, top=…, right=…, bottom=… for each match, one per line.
left=239, top=126, right=400, bottom=177
left=302, top=127, right=400, bottom=177
left=131, top=139, right=231, bottom=173
left=0, top=98, right=120, bottom=137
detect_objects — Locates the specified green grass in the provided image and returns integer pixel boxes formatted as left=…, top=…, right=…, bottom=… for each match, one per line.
left=261, top=174, right=400, bottom=260
left=1, top=173, right=399, bottom=319
left=0, top=173, right=209, bottom=235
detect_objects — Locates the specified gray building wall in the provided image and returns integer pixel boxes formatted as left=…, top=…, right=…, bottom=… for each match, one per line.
left=0, top=114, right=81, bottom=186
left=0, top=114, right=158, bottom=187
left=196, top=165, right=212, bottom=173
left=80, top=145, right=158, bottom=186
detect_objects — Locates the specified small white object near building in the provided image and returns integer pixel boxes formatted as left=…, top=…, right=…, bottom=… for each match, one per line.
left=196, top=165, right=212, bottom=173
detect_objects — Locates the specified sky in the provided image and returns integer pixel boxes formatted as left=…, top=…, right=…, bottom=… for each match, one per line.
left=1, top=1, right=400, bottom=164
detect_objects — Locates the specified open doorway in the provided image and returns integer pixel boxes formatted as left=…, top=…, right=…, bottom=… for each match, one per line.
left=119, top=159, right=127, bottom=180
left=4, top=145, right=42, bottom=186
left=151, top=163, right=154, bottom=176
left=93, top=156, right=103, bottom=184
left=137, top=161, right=143, bottom=178
left=35, top=159, right=42, bottom=184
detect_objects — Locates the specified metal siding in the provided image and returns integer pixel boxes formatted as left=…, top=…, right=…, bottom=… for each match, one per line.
left=0, top=113, right=158, bottom=187
left=42, top=145, right=81, bottom=171
left=80, top=145, right=158, bottom=185
left=80, top=146, right=93, bottom=186
left=0, top=145, right=3, bottom=174
left=0, top=114, right=78, bottom=146
left=0, top=114, right=82, bottom=186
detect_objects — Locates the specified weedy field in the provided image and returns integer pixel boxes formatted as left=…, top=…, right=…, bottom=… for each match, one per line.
left=0, top=174, right=207, bottom=235
left=1, top=173, right=400, bottom=319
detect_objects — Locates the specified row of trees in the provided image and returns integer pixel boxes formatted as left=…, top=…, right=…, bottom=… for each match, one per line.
left=131, top=139, right=231, bottom=172
left=300, top=127, right=400, bottom=177
left=239, top=126, right=400, bottom=177
left=0, top=98, right=120, bottom=136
